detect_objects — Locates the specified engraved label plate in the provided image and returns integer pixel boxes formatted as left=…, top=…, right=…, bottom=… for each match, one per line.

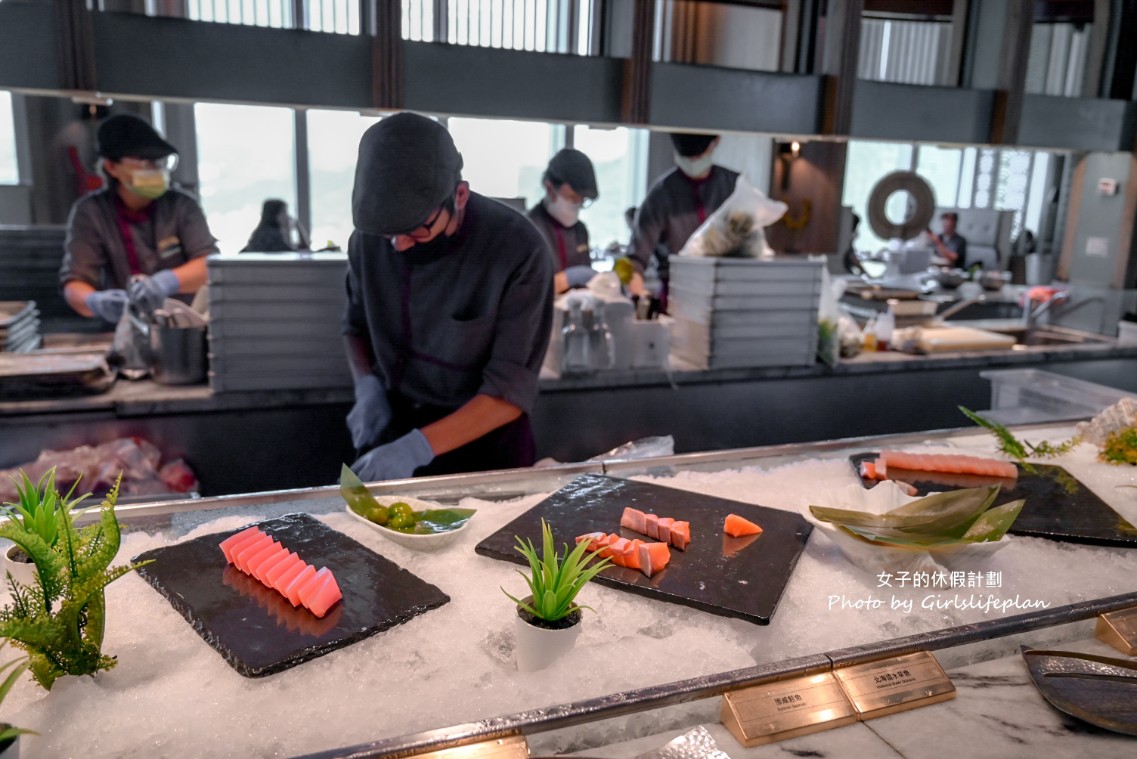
left=1096, top=607, right=1137, bottom=655
left=414, top=735, right=528, bottom=759
left=834, top=651, right=956, bottom=720
left=721, top=673, right=858, bottom=747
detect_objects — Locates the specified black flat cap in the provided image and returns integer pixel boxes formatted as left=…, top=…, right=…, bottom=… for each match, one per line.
left=352, top=112, right=464, bottom=236
left=670, top=132, right=718, bottom=157
left=544, top=148, right=598, bottom=200
left=97, top=114, right=178, bottom=160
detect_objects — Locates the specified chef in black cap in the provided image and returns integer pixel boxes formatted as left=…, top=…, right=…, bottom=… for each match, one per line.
left=526, top=148, right=598, bottom=294
left=627, top=133, right=738, bottom=307
left=60, top=113, right=217, bottom=323
left=343, top=112, right=554, bottom=482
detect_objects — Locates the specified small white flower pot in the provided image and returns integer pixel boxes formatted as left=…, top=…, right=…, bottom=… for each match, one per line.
left=3, top=544, right=38, bottom=588
left=514, top=601, right=582, bottom=673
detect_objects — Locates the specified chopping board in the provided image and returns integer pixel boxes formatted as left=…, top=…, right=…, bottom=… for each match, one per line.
left=133, top=513, right=450, bottom=677
left=916, top=325, right=1016, bottom=352
left=474, top=474, right=812, bottom=625
left=851, top=452, right=1137, bottom=547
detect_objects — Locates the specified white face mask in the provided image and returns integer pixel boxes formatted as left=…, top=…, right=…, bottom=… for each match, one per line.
left=545, top=194, right=582, bottom=227
left=675, top=152, right=714, bottom=179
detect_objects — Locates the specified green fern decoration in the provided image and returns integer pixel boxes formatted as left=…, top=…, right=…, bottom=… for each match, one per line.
left=0, top=468, right=151, bottom=691
left=959, top=406, right=1079, bottom=474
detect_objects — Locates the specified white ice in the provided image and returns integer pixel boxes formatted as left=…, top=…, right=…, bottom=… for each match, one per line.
left=1, top=423, right=1135, bottom=757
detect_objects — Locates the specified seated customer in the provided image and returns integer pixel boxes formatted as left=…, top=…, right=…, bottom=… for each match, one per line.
left=60, top=114, right=216, bottom=323
left=929, top=211, right=968, bottom=268
left=241, top=199, right=310, bottom=253
left=527, top=149, right=598, bottom=294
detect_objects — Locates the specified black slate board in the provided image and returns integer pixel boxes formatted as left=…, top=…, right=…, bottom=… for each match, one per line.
left=133, top=512, right=450, bottom=677
left=850, top=452, right=1137, bottom=548
left=474, top=474, right=812, bottom=625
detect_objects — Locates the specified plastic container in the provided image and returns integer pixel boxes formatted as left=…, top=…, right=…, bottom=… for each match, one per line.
left=1118, top=321, right=1137, bottom=345
left=981, top=368, right=1135, bottom=424
left=875, top=311, right=895, bottom=351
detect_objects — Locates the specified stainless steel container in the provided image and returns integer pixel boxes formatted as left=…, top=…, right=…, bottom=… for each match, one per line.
left=150, top=323, right=207, bottom=385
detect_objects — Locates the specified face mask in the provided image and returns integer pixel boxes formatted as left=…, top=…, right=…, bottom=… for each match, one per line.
left=545, top=194, right=582, bottom=227
left=675, top=152, right=714, bottom=179
left=127, top=168, right=170, bottom=200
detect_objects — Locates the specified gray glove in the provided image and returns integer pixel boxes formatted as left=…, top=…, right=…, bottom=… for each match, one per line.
left=85, top=289, right=129, bottom=322
left=351, top=429, right=434, bottom=482
left=129, top=270, right=180, bottom=313
left=347, top=374, right=392, bottom=450
left=565, top=265, right=596, bottom=288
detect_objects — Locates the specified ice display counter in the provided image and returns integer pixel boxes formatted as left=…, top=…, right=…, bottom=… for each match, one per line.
left=2, top=422, right=1136, bottom=757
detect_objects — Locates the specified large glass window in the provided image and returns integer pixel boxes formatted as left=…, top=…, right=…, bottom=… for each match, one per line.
left=447, top=116, right=559, bottom=211
left=574, top=125, right=647, bottom=251
left=0, top=91, right=17, bottom=184
left=194, top=103, right=296, bottom=254
left=307, top=109, right=380, bottom=250
left=842, top=141, right=914, bottom=251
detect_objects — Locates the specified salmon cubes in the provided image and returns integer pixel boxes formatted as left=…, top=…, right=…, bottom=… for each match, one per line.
left=620, top=507, right=690, bottom=551
left=218, top=526, right=343, bottom=618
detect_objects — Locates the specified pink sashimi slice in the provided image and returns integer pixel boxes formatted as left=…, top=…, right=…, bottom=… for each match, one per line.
left=299, top=568, right=343, bottom=618
left=219, top=526, right=263, bottom=563
left=637, top=541, right=671, bottom=578
left=669, top=521, right=690, bottom=551
left=254, top=548, right=291, bottom=586
left=575, top=532, right=606, bottom=551
left=264, top=551, right=300, bottom=588
left=243, top=541, right=282, bottom=577
left=273, top=558, right=310, bottom=595
left=644, top=513, right=659, bottom=540
left=293, top=567, right=327, bottom=609
left=233, top=534, right=274, bottom=573
left=282, top=565, right=317, bottom=607
left=620, top=507, right=647, bottom=535
left=656, top=517, right=674, bottom=544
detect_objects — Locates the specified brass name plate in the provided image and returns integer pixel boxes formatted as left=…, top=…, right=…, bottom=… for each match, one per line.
left=414, top=735, right=528, bottom=759
left=834, top=651, right=955, bottom=720
left=1096, top=607, right=1137, bottom=655
left=721, top=673, right=858, bottom=747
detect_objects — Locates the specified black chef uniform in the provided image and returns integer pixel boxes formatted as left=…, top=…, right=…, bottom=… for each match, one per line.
left=526, top=202, right=592, bottom=274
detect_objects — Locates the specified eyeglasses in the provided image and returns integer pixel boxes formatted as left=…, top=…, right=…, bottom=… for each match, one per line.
left=389, top=196, right=454, bottom=243
left=119, top=155, right=179, bottom=171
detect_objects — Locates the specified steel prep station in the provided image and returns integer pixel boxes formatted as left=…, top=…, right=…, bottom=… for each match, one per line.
left=2, top=419, right=1136, bottom=758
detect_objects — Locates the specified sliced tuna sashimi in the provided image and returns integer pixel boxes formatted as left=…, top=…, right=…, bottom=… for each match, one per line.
left=298, top=568, right=343, bottom=618
left=233, top=534, right=274, bottom=573
left=243, top=540, right=282, bottom=578
left=254, top=548, right=291, bottom=586
left=273, top=558, right=310, bottom=595
left=637, top=541, right=671, bottom=578
left=879, top=451, right=1018, bottom=480
left=669, top=521, right=690, bottom=551
left=620, top=507, right=647, bottom=535
left=724, top=513, right=763, bottom=538
left=292, top=567, right=327, bottom=609
left=264, top=551, right=301, bottom=588
left=220, top=526, right=263, bottom=563
left=282, top=565, right=317, bottom=607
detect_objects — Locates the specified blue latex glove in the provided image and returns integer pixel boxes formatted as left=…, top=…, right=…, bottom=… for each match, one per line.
left=85, top=289, right=129, bottom=322
left=129, top=269, right=180, bottom=313
left=346, top=374, right=392, bottom=450
left=564, top=265, right=596, bottom=288
left=351, top=429, right=435, bottom=482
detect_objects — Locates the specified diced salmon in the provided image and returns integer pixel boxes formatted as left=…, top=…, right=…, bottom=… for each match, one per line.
left=607, top=537, right=632, bottom=567
left=656, top=517, right=674, bottom=544
left=879, top=451, right=1018, bottom=480
left=859, top=461, right=876, bottom=480
left=724, top=513, right=763, bottom=538
left=874, top=457, right=888, bottom=478
left=301, top=569, right=343, bottom=619
left=264, top=551, right=300, bottom=588
left=620, top=507, right=647, bottom=535
left=575, top=532, right=606, bottom=551
left=254, top=548, right=291, bottom=586
left=637, top=541, right=671, bottom=578
left=670, top=521, right=690, bottom=551
left=644, top=513, right=659, bottom=540
left=233, top=534, right=274, bottom=573
left=273, top=558, right=310, bottom=595
left=220, top=526, right=263, bottom=563
left=282, top=565, right=317, bottom=607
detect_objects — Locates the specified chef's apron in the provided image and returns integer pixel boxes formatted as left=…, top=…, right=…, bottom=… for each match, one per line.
left=376, top=391, right=536, bottom=477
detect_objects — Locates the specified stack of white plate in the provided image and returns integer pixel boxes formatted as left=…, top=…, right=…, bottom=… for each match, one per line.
left=206, top=254, right=353, bottom=392
left=668, top=258, right=823, bottom=369
left=0, top=301, right=42, bottom=353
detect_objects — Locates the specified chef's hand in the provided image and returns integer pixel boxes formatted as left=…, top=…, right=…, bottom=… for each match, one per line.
left=351, top=429, right=435, bottom=482
left=346, top=374, right=391, bottom=450
left=564, top=265, right=596, bottom=288
left=85, top=289, right=129, bottom=322
left=129, top=270, right=180, bottom=313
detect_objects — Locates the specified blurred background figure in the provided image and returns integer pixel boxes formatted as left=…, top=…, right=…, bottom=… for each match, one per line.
left=527, top=148, right=598, bottom=294
left=240, top=198, right=310, bottom=253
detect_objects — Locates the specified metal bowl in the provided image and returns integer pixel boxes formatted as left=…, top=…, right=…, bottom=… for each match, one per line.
left=933, top=268, right=968, bottom=289
left=979, top=270, right=1010, bottom=291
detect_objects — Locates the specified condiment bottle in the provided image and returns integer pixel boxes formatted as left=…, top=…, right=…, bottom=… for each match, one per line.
left=863, top=317, right=878, bottom=351
left=561, top=301, right=591, bottom=374
left=876, top=311, right=895, bottom=351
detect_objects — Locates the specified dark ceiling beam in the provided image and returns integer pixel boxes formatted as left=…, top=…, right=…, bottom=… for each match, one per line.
left=962, top=0, right=1033, bottom=144
left=621, top=0, right=654, bottom=125
left=863, top=0, right=954, bottom=20
left=1101, top=0, right=1137, bottom=101
left=55, top=0, right=98, bottom=93
left=820, top=0, right=863, bottom=135
left=370, top=0, right=403, bottom=110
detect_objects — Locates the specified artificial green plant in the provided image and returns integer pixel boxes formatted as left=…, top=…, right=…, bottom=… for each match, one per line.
left=0, top=468, right=150, bottom=690
left=503, top=519, right=611, bottom=623
left=0, top=642, right=34, bottom=744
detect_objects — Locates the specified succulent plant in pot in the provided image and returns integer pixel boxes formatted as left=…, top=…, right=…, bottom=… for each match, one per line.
left=1, top=469, right=88, bottom=587
left=502, top=519, right=611, bottom=672
left=0, top=471, right=150, bottom=691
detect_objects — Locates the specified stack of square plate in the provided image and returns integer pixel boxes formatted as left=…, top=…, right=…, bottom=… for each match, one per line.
left=206, top=254, right=353, bottom=392
left=668, top=258, right=823, bottom=369
left=0, top=301, right=42, bottom=353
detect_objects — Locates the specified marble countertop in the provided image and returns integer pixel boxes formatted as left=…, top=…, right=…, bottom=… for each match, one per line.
left=553, top=635, right=1137, bottom=758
